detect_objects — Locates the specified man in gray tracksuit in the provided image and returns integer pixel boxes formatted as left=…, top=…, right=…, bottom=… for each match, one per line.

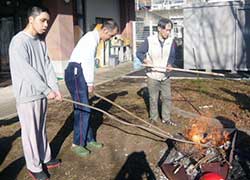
left=136, top=18, right=176, bottom=126
left=9, top=6, right=62, bottom=180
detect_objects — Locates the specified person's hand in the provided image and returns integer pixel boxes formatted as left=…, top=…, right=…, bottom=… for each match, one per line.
left=54, top=90, right=62, bottom=101
left=88, top=85, right=94, bottom=94
left=47, top=91, right=56, bottom=99
left=166, top=64, right=173, bottom=72
left=143, top=59, right=152, bottom=65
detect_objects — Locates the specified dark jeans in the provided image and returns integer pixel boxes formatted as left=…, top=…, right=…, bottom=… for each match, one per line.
left=64, top=62, right=94, bottom=146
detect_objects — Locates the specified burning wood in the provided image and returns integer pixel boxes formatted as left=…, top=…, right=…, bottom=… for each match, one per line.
left=186, top=117, right=230, bottom=147
left=160, top=116, right=236, bottom=180
left=178, top=117, right=231, bottom=159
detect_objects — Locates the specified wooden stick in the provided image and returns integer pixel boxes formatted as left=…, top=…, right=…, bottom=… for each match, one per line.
left=192, top=155, right=214, bottom=171
left=62, top=97, right=210, bottom=146
left=63, top=97, right=168, bottom=139
left=94, top=92, right=172, bottom=137
left=142, top=64, right=225, bottom=77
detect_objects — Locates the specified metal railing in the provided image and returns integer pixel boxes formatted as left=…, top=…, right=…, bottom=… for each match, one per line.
left=136, top=0, right=187, bottom=11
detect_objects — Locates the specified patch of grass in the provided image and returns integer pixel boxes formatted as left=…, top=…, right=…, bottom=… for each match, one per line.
left=189, top=79, right=210, bottom=94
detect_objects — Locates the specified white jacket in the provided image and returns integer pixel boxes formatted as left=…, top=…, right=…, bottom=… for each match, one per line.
left=146, top=34, right=174, bottom=81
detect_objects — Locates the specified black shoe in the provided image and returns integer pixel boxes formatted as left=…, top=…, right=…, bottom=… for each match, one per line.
left=28, top=170, right=49, bottom=180
left=43, top=159, right=61, bottom=169
left=162, top=119, right=177, bottom=126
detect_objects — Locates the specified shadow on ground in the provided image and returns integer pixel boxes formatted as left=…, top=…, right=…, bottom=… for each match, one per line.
left=220, top=88, right=250, bottom=111
left=90, top=91, right=128, bottom=139
left=0, top=116, right=19, bottom=127
left=137, top=87, right=150, bottom=115
left=50, top=91, right=128, bottom=158
left=115, top=151, right=156, bottom=180
left=50, top=112, right=74, bottom=158
left=0, top=129, right=21, bottom=166
left=0, top=116, right=24, bottom=180
left=0, top=156, right=25, bottom=180
left=217, top=116, right=250, bottom=180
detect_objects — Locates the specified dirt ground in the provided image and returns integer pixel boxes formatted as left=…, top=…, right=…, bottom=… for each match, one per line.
left=0, top=78, right=250, bottom=180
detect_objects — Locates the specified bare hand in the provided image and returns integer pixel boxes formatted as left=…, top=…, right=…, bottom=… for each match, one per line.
left=166, top=64, right=173, bottom=72
left=54, top=90, right=62, bottom=101
left=47, top=91, right=56, bottom=99
left=88, top=86, right=94, bottom=93
left=143, top=59, right=152, bottom=65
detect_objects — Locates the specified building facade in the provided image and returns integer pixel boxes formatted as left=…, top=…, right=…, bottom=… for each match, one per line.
left=135, top=0, right=250, bottom=71
left=0, top=0, right=135, bottom=79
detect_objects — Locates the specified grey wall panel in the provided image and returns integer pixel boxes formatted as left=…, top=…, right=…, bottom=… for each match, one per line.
left=236, top=8, right=250, bottom=70
left=184, top=6, right=201, bottom=69
left=198, top=5, right=235, bottom=70
left=183, top=2, right=249, bottom=71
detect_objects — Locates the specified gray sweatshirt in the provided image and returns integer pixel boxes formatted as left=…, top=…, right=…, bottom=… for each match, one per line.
left=9, top=31, right=59, bottom=104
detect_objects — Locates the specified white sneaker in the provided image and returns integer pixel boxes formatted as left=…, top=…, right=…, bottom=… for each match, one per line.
left=162, top=119, right=177, bottom=126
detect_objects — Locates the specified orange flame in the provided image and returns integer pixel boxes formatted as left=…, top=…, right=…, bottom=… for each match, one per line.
left=186, top=116, right=230, bottom=147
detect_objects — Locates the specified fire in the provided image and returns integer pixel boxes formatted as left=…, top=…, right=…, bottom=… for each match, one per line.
left=188, top=123, right=207, bottom=143
left=186, top=116, right=230, bottom=147
left=191, top=134, right=203, bottom=143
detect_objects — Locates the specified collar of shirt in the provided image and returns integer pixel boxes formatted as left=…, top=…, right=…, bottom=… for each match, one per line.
left=22, top=31, right=39, bottom=40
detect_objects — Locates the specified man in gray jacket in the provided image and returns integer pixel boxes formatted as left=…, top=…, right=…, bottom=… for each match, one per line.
left=9, top=5, right=62, bottom=180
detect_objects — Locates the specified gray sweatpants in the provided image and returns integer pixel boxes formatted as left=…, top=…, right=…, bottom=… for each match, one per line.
left=147, top=77, right=171, bottom=121
left=16, top=98, right=51, bottom=172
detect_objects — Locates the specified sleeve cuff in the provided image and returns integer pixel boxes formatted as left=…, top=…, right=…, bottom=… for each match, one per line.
left=87, top=82, right=93, bottom=86
left=43, top=87, right=51, bottom=96
left=51, top=83, right=59, bottom=92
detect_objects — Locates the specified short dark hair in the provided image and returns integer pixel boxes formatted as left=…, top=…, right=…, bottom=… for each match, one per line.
left=27, top=5, right=50, bottom=18
left=101, top=19, right=119, bottom=32
left=157, top=18, right=173, bottom=29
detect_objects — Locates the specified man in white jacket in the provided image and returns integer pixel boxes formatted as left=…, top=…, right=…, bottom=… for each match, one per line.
left=136, top=18, right=176, bottom=126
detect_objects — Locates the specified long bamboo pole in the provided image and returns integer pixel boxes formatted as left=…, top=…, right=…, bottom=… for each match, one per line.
left=142, top=64, right=225, bottom=77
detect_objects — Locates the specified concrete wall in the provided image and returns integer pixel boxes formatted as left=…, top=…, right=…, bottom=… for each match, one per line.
left=85, top=0, right=120, bottom=31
